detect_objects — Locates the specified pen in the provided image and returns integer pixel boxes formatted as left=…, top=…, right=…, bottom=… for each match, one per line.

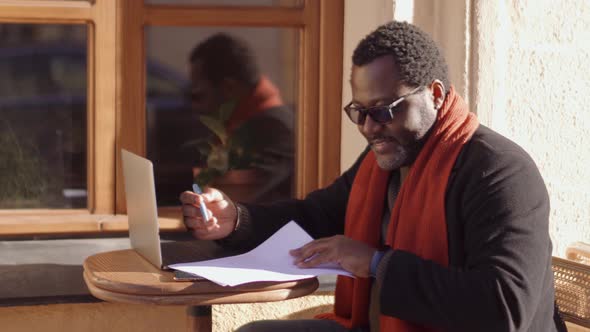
left=192, top=183, right=209, bottom=222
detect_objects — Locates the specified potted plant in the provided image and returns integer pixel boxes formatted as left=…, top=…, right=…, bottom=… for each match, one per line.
left=187, top=102, right=267, bottom=202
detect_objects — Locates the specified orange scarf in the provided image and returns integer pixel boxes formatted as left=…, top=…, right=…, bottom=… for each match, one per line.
left=225, top=75, right=283, bottom=134
left=317, top=86, right=478, bottom=331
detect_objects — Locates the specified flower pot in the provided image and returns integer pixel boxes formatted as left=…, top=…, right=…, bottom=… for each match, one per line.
left=192, top=167, right=268, bottom=203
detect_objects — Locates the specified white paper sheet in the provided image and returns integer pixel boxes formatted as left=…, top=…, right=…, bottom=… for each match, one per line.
left=169, top=221, right=353, bottom=286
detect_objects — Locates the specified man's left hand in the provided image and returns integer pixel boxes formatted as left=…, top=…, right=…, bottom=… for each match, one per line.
left=290, top=235, right=376, bottom=278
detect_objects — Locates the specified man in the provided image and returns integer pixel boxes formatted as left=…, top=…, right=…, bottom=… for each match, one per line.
left=188, top=33, right=294, bottom=203
left=180, top=22, right=565, bottom=331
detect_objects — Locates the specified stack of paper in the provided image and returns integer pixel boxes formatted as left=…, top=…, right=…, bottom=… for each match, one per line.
left=170, top=221, right=353, bottom=286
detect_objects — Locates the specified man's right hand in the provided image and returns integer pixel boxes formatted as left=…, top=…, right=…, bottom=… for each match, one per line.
left=179, top=187, right=237, bottom=240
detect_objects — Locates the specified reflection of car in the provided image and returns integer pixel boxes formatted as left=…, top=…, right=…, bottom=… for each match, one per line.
left=0, top=43, right=192, bottom=208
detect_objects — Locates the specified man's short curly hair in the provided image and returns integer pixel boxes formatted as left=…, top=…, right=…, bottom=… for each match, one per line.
left=352, top=21, right=450, bottom=89
left=189, top=33, right=260, bottom=88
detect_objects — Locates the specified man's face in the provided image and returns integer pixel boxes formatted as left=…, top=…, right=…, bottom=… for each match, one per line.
left=189, top=61, right=224, bottom=114
left=350, top=55, right=438, bottom=170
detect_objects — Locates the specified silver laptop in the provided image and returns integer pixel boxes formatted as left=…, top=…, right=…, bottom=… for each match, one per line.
left=121, top=149, right=168, bottom=269
left=121, top=149, right=236, bottom=277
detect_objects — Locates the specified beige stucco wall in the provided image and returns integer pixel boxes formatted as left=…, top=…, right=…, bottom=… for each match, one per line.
left=213, top=292, right=334, bottom=331
left=470, top=0, right=590, bottom=256
left=340, top=0, right=590, bottom=257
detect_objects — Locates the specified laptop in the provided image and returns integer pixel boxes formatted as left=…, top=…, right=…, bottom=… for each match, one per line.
left=121, top=149, right=230, bottom=276
left=121, top=149, right=170, bottom=269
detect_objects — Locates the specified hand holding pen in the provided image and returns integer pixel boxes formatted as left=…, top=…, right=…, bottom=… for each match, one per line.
left=192, top=183, right=209, bottom=222
left=179, top=185, right=239, bottom=240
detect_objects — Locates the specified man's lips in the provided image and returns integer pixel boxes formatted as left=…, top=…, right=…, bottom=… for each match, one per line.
left=370, top=137, right=399, bottom=153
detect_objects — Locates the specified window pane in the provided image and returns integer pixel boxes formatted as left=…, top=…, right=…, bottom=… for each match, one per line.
left=145, top=0, right=303, bottom=7
left=145, top=27, right=298, bottom=206
left=0, top=24, right=87, bottom=209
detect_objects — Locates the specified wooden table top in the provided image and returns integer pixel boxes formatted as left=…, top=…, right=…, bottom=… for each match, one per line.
left=83, top=249, right=319, bottom=306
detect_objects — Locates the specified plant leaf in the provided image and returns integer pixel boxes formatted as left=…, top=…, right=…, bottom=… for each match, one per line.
left=218, top=100, right=237, bottom=122
left=199, top=115, right=227, bottom=145
left=193, top=168, right=223, bottom=187
left=181, top=137, right=210, bottom=148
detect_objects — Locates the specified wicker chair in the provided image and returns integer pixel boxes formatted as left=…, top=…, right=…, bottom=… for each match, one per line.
left=552, top=244, right=590, bottom=328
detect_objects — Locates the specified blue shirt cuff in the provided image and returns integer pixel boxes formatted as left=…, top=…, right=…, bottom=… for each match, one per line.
left=370, top=250, right=386, bottom=278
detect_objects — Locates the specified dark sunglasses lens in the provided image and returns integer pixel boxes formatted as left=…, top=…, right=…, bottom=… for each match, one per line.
left=368, top=107, right=392, bottom=124
left=347, top=109, right=364, bottom=124
left=346, top=106, right=393, bottom=124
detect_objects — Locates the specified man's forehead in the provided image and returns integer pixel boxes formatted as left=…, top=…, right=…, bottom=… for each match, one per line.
left=352, top=55, right=398, bottom=73
left=351, top=57, right=400, bottom=85
left=350, top=60, right=402, bottom=101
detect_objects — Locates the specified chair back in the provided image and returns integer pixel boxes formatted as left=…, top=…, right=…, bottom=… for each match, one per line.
left=552, top=256, right=590, bottom=327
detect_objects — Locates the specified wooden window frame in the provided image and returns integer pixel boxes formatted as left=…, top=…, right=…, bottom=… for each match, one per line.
left=0, top=0, right=343, bottom=237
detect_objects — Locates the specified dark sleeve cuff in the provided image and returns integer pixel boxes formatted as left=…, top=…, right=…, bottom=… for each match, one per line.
left=375, top=249, right=395, bottom=285
left=370, top=250, right=387, bottom=278
left=215, top=203, right=254, bottom=248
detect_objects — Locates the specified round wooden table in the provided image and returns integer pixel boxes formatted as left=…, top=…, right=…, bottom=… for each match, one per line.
left=83, top=249, right=318, bottom=331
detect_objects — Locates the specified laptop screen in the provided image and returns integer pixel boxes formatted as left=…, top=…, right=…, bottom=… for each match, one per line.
left=121, top=149, right=164, bottom=269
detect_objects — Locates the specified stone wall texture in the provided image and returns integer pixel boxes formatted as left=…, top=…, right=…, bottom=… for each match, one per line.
left=470, top=0, right=590, bottom=256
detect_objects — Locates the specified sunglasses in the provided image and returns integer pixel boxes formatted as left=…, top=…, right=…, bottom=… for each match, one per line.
left=343, top=86, right=423, bottom=125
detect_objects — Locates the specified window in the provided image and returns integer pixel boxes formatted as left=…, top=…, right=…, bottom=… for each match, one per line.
left=145, top=26, right=299, bottom=205
left=0, top=0, right=343, bottom=236
left=0, top=24, right=87, bottom=209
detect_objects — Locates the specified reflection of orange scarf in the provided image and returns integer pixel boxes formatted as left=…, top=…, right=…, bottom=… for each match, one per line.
left=318, top=86, right=479, bottom=331
left=225, top=75, right=283, bottom=134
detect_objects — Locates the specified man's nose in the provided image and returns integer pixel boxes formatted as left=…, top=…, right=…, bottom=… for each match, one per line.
left=360, top=114, right=383, bottom=135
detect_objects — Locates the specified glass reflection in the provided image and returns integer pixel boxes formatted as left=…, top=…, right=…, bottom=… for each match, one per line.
left=0, top=24, right=87, bottom=209
left=145, top=27, right=298, bottom=205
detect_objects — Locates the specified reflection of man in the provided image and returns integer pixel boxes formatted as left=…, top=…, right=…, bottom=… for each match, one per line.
left=188, top=33, right=294, bottom=203
left=181, top=22, right=565, bottom=331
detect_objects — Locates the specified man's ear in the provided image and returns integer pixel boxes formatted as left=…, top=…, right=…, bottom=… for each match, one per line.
left=429, top=79, right=446, bottom=110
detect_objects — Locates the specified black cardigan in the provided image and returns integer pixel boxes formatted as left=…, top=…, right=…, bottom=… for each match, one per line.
left=222, top=125, right=564, bottom=332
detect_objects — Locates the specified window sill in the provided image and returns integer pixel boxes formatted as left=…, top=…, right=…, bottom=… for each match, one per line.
left=0, top=207, right=186, bottom=237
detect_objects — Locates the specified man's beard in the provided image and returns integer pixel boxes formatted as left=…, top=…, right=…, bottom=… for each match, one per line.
left=373, top=141, right=420, bottom=170
left=373, top=102, right=436, bottom=170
